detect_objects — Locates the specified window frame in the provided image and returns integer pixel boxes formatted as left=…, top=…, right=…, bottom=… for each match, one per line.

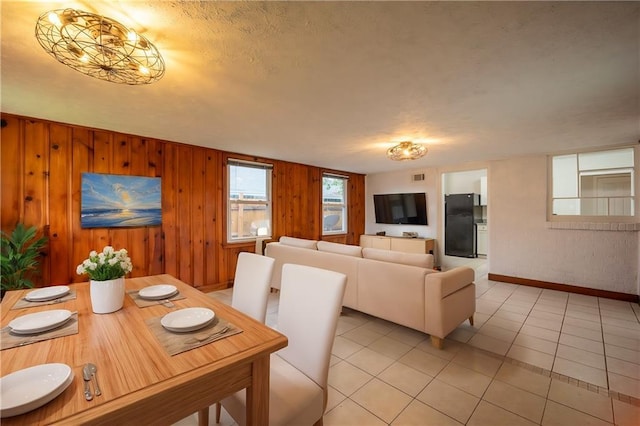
left=226, top=159, right=273, bottom=243
left=322, top=173, right=348, bottom=235
left=548, top=146, right=637, bottom=222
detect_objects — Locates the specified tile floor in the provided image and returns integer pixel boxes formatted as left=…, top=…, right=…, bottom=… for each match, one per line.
left=176, top=275, right=640, bottom=426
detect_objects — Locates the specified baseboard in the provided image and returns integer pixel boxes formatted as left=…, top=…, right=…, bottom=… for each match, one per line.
left=197, top=282, right=232, bottom=294
left=487, top=273, right=639, bottom=303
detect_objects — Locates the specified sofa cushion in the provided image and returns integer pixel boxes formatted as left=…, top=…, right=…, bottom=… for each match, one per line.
left=357, top=261, right=427, bottom=331
left=362, top=247, right=434, bottom=269
left=265, top=242, right=359, bottom=308
left=317, top=241, right=362, bottom=257
left=279, top=236, right=318, bottom=250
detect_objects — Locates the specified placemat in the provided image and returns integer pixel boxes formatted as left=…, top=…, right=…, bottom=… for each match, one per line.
left=1, top=312, right=79, bottom=350
left=11, top=290, right=77, bottom=310
left=146, top=315, right=242, bottom=356
left=127, top=289, right=186, bottom=308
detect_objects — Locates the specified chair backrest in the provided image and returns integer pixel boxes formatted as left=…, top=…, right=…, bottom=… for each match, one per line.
left=277, top=263, right=347, bottom=390
left=231, top=252, right=275, bottom=323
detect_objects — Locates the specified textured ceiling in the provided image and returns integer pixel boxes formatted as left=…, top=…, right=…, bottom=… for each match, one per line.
left=1, top=1, right=638, bottom=174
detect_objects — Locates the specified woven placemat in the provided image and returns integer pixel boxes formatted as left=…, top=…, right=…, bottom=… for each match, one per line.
left=1, top=312, right=79, bottom=350
left=11, top=290, right=77, bottom=310
left=127, top=289, right=186, bottom=308
left=145, top=315, right=242, bottom=356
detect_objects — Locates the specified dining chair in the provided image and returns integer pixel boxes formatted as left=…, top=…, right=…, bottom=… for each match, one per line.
left=217, top=263, right=347, bottom=426
left=198, top=251, right=275, bottom=426
left=229, top=251, right=275, bottom=323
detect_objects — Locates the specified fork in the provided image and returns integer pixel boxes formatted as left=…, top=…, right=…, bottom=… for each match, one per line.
left=185, top=326, right=230, bottom=344
left=159, top=299, right=175, bottom=308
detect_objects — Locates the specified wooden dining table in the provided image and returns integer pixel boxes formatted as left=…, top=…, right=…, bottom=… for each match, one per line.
left=0, top=274, right=287, bottom=425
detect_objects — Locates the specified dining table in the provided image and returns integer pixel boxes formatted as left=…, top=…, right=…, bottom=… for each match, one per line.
left=0, top=274, right=288, bottom=425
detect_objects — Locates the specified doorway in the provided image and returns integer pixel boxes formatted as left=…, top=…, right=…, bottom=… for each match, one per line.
left=441, top=169, right=488, bottom=279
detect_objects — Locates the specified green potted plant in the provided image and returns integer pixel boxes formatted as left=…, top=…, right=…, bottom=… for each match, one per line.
left=1, top=223, right=48, bottom=296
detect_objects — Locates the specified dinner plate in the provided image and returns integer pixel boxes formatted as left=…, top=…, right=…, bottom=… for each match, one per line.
left=161, top=307, right=215, bottom=332
left=25, top=286, right=70, bottom=302
left=0, top=363, right=74, bottom=418
left=8, top=310, right=73, bottom=335
left=138, top=284, right=178, bottom=300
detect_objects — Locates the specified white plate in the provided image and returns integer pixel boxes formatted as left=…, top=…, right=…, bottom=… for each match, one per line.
left=161, top=307, right=215, bottom=332
left=0, top=363, right=74, bottom=418
left=138, top=284, right=178, bottom=300
left=8, top=310, right=72, bottom=335
left=25, top=286, right=70, bottom=302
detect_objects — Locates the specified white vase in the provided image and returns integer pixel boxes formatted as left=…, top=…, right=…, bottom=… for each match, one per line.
left=90, top=277, right=125, bottom=314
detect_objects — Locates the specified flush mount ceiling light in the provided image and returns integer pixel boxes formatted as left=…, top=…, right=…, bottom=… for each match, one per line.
left=35, top=8, right=165, bottom=85
left=386, top=141, right=428, bottom=161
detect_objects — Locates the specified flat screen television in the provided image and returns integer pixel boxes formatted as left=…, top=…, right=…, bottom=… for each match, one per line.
left=373, top=193, right=428, bottom=225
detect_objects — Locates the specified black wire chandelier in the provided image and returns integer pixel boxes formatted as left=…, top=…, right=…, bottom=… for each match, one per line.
left=35, top=8, right=165, bottom=85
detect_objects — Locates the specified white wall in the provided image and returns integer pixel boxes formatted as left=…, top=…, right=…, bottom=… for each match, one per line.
left=444, top=169, right=486, bottom=195
left=489, top=155, right=637, bottom=294
left=366, top=155, right=639, bottom=295
left=365, top=168, right=438, bottom=239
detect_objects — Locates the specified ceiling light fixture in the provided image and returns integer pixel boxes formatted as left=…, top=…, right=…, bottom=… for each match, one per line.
left=35, top=8, right=165, bottom=85
left=386, top=141, right=427, bottom=161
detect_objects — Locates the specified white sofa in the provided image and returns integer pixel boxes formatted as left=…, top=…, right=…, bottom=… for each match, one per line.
left=265, top=236, right=476, bottom=348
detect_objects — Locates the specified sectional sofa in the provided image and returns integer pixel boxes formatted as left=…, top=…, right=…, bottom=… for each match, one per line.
left=265, top=236, right=476, bottom=348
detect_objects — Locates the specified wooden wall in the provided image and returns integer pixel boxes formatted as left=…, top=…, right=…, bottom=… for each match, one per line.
left=1, top=113, right=365, bottom=290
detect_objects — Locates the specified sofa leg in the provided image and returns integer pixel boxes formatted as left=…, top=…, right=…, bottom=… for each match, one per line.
left=430, top=335, right=443, bottom=349
left=469, top=315, right=474, bottom=326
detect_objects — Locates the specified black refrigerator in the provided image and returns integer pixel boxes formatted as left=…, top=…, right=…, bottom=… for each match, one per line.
left=445, top=193, right=481, bottom=258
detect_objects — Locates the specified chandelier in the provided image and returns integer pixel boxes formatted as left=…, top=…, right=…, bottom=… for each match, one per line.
left=386, top=141, right=428, bottom=161
left=35, top=8, right=165, bottom=85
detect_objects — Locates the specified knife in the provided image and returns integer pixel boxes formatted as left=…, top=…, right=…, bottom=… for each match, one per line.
left=82, top=364, right=93, bottom=401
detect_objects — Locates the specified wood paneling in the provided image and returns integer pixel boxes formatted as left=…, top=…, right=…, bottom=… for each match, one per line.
left=48, top=124, right=72, bottom=284
left=0, top=113, right=365, bottom=289
left=203, top=151, right=219, bottom=286
left=1, top=116, right=22, bottom=230
left=70, top=128, right=92, bottom=285
left=23, top=120, right=50, bottom=285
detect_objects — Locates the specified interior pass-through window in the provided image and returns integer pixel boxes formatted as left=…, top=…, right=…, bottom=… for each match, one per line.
left=550, top=147, right=634, bottom=219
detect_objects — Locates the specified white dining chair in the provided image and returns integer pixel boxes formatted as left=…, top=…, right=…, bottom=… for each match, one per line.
left=217, top=263, right=347, bottom=426
left=229, top=251, right=275, bottom=323
left=198, top=251, right=275, bottom=426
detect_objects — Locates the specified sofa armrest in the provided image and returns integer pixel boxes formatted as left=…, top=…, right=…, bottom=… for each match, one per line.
left=424, top=266, right=476, bottom=339
left=427, top=267, right=475, bottom=299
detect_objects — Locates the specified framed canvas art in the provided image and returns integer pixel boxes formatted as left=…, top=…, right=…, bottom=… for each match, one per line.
left=81, top=173, right=162, bottom=228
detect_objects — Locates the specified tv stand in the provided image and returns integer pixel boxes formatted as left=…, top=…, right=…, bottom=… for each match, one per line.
left=360, top=234, right=435, bottom=255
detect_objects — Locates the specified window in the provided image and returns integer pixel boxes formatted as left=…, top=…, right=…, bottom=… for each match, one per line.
left=227, top=159, right=272, bottom=242
left=551, top=147, right=634, bottom=218
left=322, top=174, right=348, bottom=234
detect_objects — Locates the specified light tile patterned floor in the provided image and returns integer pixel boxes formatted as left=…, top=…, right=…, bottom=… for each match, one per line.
left=176, top=275, right=640, bottom=426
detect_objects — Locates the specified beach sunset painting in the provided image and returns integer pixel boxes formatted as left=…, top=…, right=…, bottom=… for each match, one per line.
left=81, top=173, right=162, bottom=228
